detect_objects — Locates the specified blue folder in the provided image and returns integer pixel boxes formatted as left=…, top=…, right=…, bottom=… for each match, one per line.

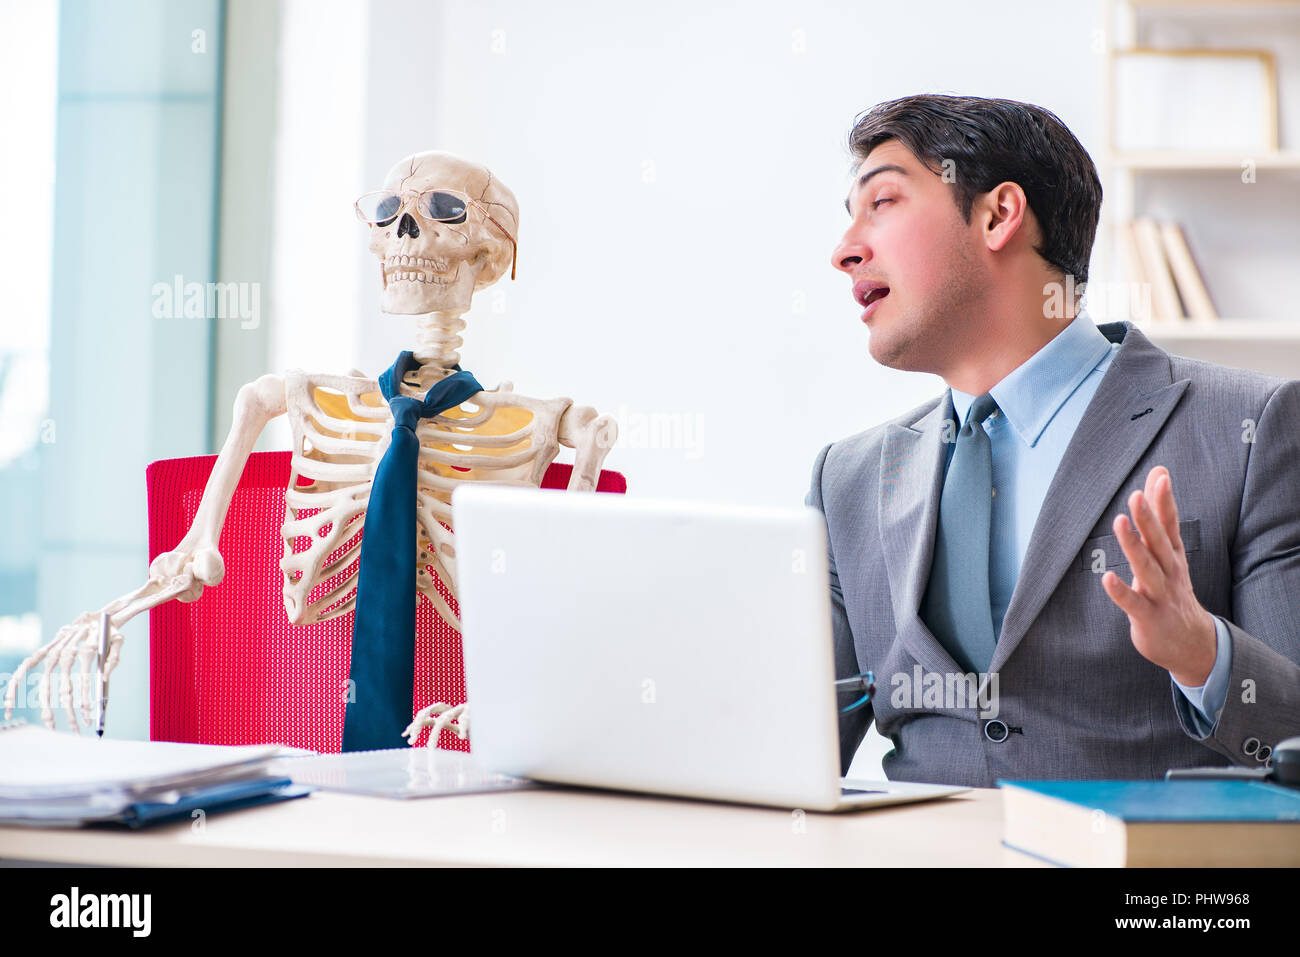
left=89, top=777, right=314, bottom=829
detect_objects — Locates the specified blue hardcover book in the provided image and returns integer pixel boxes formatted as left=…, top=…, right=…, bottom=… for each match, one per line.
left=997, top=779, right=1300, bottom=867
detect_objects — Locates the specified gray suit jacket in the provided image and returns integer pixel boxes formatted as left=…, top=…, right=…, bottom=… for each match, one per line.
left=806, top=320, right=1300, bottom=787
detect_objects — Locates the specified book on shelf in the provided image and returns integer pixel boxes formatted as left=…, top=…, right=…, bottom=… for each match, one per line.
left=1116, top=220, right=1149, bottom=312
left=1159, top=221, right=1218, bottom=322
left=1119, top=218, right=1220, bottom=325
left=1131, top=217, right=1186, bottom=322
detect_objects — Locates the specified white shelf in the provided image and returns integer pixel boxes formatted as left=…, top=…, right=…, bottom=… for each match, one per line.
left=1100, top=1, right=1300, bottom=367
left=1129, top=1, right=1300, bottom=9
left=1134, top=319, right=1300, bottom=341
left=1109, top=151, right=1300, bottom=170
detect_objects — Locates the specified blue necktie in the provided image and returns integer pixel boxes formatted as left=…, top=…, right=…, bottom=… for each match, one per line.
left=341, top=351, right=483, bottom=752
left=919, top=393, right=1000, bottom=675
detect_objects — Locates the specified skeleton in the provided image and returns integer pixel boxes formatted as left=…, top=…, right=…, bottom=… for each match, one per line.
left=5, top=151, right=616, bottom=746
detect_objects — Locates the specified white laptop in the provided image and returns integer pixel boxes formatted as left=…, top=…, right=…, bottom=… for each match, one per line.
left=450, top=484, right=969, bottom=813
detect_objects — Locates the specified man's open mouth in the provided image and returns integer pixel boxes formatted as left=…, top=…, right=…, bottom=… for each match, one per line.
left=853, top=280, right=890, bottom=308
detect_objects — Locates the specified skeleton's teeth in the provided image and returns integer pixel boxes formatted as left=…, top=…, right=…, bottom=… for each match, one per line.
left=380, top=255, right=456, bottom=287
left=384, top=255, right=453, bottom=270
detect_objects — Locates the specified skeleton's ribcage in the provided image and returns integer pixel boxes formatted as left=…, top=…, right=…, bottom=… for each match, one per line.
left=279, top=370, right=571, bottom=627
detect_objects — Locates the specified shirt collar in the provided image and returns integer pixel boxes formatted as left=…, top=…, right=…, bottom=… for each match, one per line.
left=949, top=311, right=1113, bottom=448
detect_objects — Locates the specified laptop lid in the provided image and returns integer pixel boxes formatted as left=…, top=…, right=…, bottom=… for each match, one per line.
left=451, top=484, right=844, bottom=810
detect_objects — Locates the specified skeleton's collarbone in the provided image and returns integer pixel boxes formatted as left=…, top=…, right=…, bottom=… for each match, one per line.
left=418, top=391, right=567, bottom=439
left=286, top=369, right=571, bottom=451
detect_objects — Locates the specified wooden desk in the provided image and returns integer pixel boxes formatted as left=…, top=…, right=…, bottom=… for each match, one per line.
left=0, top=785, right=1043, bottom=867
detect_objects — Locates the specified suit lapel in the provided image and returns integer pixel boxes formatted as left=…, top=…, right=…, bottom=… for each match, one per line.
left=879, top=390, right=967, bottom=677
left=878, top=322, right=1191, bottom=681
left=988, top=322, right=1190, bottom=673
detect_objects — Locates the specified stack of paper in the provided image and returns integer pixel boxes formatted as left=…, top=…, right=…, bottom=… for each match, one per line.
left=0, top=721, right=311, bottom=827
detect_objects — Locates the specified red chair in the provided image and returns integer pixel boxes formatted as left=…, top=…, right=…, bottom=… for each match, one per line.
left=147, top=450, right=626, bottom=752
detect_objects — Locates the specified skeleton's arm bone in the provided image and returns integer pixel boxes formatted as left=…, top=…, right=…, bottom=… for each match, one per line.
left=2, top=375, right=287, bottom=730
left=559, top=404, right=617, bottom=491
left=151, top=373, right=288, bottom=578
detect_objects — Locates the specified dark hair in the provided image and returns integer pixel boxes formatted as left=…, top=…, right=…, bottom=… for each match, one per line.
left=847, top=94, right=1101, bottom=283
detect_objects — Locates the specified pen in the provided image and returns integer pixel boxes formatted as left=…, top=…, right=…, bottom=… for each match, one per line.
left=834, top=671, right=875, bottom=695
left=835, top=670, right=875, bottom=713
left=97, top=611, right=109, bottom=738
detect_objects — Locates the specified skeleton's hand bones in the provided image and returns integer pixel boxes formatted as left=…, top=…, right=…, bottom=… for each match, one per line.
left=3, top=545, right=224, bottom=730
left=404, top=701, right=470, bottom=745
left=4, top=610, right=120, bottom=732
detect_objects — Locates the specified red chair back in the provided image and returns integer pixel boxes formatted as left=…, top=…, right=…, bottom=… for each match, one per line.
left=147, top=450, right=626, bottom=752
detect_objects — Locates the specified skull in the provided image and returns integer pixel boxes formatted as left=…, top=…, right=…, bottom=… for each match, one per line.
left=366, top=151, right=519, bottom=315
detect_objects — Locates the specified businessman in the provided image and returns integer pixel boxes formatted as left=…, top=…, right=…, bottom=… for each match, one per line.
left=808, top=94, right=1300, bottom=787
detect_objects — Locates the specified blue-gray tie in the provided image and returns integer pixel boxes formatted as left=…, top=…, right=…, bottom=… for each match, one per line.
left=920, top=393, right=999, bottom=675
left=341, top=352, right=483, bottom=753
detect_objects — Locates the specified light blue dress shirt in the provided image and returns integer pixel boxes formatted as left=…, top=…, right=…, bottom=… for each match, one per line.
left=947, top=311, right=1231, bottom=732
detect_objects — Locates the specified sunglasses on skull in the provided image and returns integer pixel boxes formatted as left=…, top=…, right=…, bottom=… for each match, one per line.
left=355, top=187, right=517, bottom=280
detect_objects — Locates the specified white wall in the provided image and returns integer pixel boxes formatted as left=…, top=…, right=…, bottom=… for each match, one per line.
left=345, top=0, right=1107, bottom=507
left=264, top=0, right=371, bottom=450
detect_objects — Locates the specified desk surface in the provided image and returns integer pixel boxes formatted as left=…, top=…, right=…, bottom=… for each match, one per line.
left=0, top=784, right=1044, bottom=867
